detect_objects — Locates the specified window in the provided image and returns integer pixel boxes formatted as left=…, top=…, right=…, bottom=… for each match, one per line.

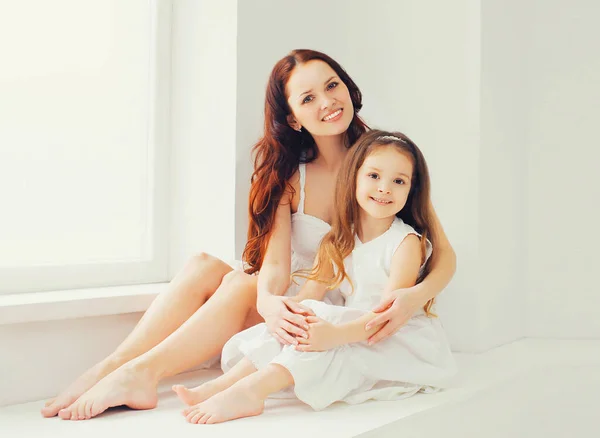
left=0, top=0, right=172, bottom=294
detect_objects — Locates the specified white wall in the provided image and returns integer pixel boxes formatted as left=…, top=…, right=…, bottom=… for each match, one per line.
left=525, top=0, right=600, bottom=338
left=236, top=0, right=486, bottom=351
left=169, top=0, right=238, bottom=274
left=0, top=313, right=142, bottom=407
left=477, top=0, right=529, bottom=349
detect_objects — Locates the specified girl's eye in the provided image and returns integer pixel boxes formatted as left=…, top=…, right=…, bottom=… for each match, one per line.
left=368, top=173, right=379, bottom=180
left=327, top=81, right=339, bottom=90
left=394, top=179, right=405, bottom=185
left=302, top=95, right=314, bottom=104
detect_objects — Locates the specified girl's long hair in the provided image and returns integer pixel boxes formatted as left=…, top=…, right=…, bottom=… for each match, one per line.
left=242, top=49, right=369, bottom=274
left=300, top=130, right=437, bottom=315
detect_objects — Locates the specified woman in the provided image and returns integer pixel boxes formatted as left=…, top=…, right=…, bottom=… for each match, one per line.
left=44, top=49, right=456, bottom=421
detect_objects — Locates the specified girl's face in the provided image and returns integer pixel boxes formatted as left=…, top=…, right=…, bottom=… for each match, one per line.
left=285, top=60, right=354, bottom=139
left=356, top=146, right=414, bottom=220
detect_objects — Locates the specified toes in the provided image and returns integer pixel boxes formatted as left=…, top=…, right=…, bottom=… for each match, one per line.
left=41, top=401, right=62, bottom=417
left=58, top=408, right=71, bottom=420
left=44, top=398, right=56, bottom=407
left=205, top=414, right=218, bottom=424
left=199, top=413, right=211, bottom=424
left=188, top=410, right=203, bottom=424
left=77, top=401, right=86, bottom=420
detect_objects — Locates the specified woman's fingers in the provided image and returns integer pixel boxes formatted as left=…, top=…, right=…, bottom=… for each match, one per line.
left=368, top=322, right=395, bottom=345
left=284, top=299, right=315, bottom=316
left=282, top=311, right=310, bottom=331
left=272, top=332, right=288, bottom=345
left=280, top=320, right=308, bottom=338
left=365, top=309, right=391, bottom=330
left=276, top=327, right=298, bottom=345
left=371, top=296, right=395, bottom=313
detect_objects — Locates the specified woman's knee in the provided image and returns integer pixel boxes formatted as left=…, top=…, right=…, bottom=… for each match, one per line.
left=181, top=252, right=232, bottom=300
left=219, top=271, right=258, bottom=299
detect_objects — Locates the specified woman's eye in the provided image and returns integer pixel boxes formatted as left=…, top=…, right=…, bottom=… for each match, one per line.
left=327, top=81, right=339, bottom=90
left=302, top=95, right=314, bottom=104
left=368, top=173, right=379, bottom=180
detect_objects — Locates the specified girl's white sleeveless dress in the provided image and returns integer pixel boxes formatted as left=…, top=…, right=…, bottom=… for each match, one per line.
left=221, top=218, right=457, bottom=411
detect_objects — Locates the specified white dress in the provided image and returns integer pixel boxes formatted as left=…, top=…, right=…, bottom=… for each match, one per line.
left=221, top=218, right=457, bottom=411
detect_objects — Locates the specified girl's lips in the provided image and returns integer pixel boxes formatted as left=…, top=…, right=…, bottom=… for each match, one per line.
left=322, top=108, right=343, bottom=122
left=370, top=196, right=392, bottom=205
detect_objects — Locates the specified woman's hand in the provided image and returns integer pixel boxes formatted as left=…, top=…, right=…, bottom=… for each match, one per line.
left=257, top=294, right=314, bottom=346
left=365, top=287, right=421, bottom=345
left=295, top=316, right=341, bottom=352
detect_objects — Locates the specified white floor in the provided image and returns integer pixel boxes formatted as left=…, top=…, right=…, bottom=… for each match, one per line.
left=0, top=339, right=598, bottom=438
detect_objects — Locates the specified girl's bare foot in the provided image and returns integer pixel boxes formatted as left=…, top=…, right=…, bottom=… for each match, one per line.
left=172, top=382, right=221, bottom=406
left=41, top=358, right=120, bottom=418
left=173, top=372, right=240, bottom=406
left=182, top=383, right=264, bottom=424
left=57, top=363, right=158, bottom=421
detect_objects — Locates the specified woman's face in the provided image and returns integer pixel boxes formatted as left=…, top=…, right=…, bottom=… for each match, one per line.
left=285, top=60, right=354, bottom=139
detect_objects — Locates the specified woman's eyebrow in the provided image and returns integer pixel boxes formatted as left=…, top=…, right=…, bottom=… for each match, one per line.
left=299, top=76, right=337, bottom=97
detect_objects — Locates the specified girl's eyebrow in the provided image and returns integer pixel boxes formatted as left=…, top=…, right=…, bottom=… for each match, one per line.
left=366, top=166, right=410, bottom=179
left=299, top=76, right=337, bottom=98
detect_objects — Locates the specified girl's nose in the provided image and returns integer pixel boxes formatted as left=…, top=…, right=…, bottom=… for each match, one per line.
left=378, top=186, right=391, bottom=194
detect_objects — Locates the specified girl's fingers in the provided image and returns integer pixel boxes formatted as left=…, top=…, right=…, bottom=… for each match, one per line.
left=295, top=344, right=313, bottom=352
left=297, top=337, right=310, bottom=345
left=305, top=315, right=321, bottom=324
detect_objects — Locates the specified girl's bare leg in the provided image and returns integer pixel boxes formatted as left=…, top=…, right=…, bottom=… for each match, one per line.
left=184, top=364, right=294, bottom=424
left=57, top=271, right=261, bottom=421
left=41, top=253, right=234, bottom=417
left=173, top=357, right=258, bottom=406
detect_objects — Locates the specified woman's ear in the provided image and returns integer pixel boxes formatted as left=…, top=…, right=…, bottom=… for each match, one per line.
left=287, top=114, right=302, bottom=132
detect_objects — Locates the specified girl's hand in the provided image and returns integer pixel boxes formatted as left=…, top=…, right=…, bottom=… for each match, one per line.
left=365, top=288, right=421, bottom=345
left=257, top=294, right=314, bottom=346
left=295, top=316, right=340, bottom=352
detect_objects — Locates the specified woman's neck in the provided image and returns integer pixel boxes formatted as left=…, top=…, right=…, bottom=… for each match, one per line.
left=356, top=212, right=396, bottom=244
left=312, top=134, right=347, bottom=171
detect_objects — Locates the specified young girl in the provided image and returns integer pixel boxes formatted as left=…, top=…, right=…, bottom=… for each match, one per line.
left=172, top=130, right=457, bottom=424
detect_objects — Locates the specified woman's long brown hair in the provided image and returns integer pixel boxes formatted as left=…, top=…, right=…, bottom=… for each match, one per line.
left=242, top=49, right=368, bottom=274
left=300, top=130, right=438, bottom=316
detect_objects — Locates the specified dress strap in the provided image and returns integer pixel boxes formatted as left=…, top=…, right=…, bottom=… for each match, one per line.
left=298, top=163, right=306, bottom=214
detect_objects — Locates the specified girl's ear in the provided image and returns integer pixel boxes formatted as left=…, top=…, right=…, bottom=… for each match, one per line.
left=287, top=114, right=302, bottom=132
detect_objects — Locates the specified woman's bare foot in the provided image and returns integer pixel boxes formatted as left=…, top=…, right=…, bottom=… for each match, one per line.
left=41, top=358, right=121, bottom=418
left=57, top=362, right=158, bottom=421
left=182, top=383, right=265, bottom=424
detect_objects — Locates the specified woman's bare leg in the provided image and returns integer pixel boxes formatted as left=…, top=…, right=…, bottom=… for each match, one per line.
left=173, top=357, right=258, bottom=406
left=184, top=364, right=294, bottom=424
left=57, top=271, right=261, bottom=421
left=41, top=253, right=233, bottom=417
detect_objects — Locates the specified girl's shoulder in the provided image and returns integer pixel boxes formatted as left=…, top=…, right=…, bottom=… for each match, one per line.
left=387, top=218, right=433, bottom=264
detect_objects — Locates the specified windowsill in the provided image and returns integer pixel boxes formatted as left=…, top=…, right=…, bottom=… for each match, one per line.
left=0, top=283, right=168, bottom=326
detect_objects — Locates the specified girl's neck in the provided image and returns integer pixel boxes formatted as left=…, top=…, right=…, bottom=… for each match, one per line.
left=356, top=212, right=396, bottom=244
left=312, top=134, right=347, bottom=171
